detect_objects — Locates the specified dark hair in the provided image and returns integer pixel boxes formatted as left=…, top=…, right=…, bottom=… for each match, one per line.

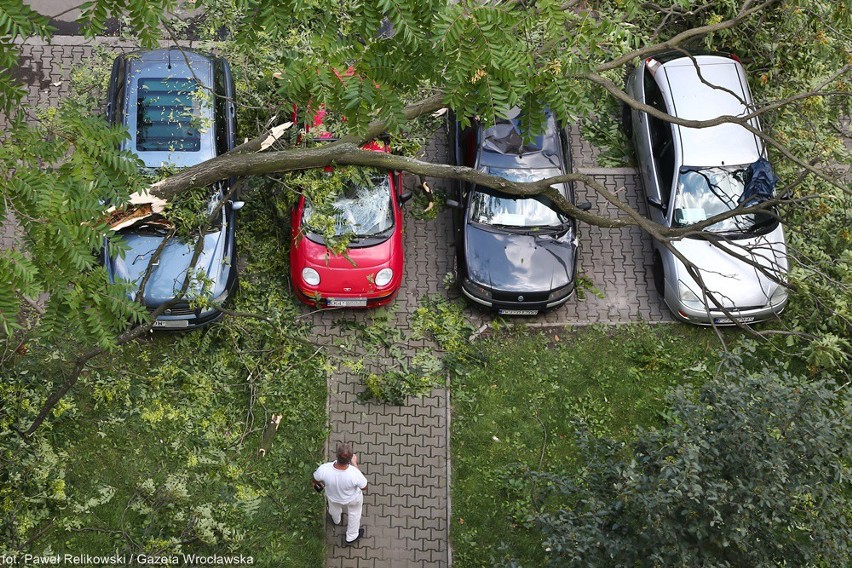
left=335, top=443, right=353, bottom=465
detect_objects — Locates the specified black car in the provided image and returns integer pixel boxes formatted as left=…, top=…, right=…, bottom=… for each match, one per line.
left=103, top=48, right=241, bottom=329
left=448, top=108, right=587, bottom=316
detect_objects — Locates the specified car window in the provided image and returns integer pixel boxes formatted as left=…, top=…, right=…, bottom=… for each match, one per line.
left=654, top=137, right=675, bottom=204
left=136, top=78, right=203, bottom=152
left=303, top=174, right=394, bottom=238
left=214, top=61, right=230, bottom=156
left=645, top=74, right=675, bottom=203
left=113, top=81, right=126, bottom=126
left=468, top=167, right=567, bottom=228
left=673, top=166, right=777, bottom=235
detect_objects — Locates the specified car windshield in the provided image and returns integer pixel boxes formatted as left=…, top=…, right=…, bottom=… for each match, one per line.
left=303, top=173, right=393, bottom=238
left=468, top=167, right=567, bottom=228
left=673, top=165, right=777, bottom=234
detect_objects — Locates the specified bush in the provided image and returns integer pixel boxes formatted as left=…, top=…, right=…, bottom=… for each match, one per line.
left=533, top=365, right=852, bottom=567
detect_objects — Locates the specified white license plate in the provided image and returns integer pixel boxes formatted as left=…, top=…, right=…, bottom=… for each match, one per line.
left=153, top=319, right=190, bottom=329
left=713, top=316, right=755, bottom=325
left=498, top=309, right=539, bottom=316
left=328, top=298, right=368, bottom=307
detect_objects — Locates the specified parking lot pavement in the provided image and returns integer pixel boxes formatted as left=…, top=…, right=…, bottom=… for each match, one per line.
left=8, top=37, right=672, bottom=568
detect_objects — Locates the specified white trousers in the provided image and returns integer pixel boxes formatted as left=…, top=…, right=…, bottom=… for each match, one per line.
left=328, top=491, right=363, bottom=542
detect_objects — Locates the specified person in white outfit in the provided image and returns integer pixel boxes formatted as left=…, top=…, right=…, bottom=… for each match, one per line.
left=312, top=443, right=368, bottom=545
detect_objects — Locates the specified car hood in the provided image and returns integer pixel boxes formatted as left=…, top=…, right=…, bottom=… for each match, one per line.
left=296, top=232, right=403, bottom=296
left=669, top=226, right=787, bottom=308
left=110, top=230, right=229, bottom=305
left=300, top=233, right=400, bottom=270
left=464, top=223, right=576, bottom=292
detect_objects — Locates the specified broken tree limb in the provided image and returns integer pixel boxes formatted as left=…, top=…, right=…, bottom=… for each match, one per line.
left=258, top=414, right=282, bottom=458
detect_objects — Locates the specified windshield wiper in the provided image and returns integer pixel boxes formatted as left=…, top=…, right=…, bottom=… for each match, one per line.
left=480, top=222, right=523, bottom=231
left=132, top=224, right=172, bottom=236
left=533, top=221, right=572, bottom=234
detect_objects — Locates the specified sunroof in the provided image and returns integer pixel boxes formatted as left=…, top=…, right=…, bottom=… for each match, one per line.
left=136, top=78, right=201, bottom=152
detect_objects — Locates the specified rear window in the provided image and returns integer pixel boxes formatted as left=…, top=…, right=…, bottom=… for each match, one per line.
left=136, top=78, right=201, bottom=152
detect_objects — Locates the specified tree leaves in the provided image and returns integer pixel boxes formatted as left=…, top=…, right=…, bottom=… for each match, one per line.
left=0, top=0, right=52, bottom=114
left=77, top=0, right=175, bottom=47
left=533, top=365, right=852, bottom=566
left=1, top=86, right=148, bottom=350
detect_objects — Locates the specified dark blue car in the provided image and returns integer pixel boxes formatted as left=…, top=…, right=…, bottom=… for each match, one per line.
left=448, top=108, right=588, bottom=316
left=104, top=48, right=240, bottom=329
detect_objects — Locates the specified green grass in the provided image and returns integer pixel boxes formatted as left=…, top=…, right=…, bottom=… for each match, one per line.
left=450, top=323, right=734, bottom=567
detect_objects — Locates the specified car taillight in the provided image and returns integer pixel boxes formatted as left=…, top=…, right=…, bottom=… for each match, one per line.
left=729, top=53, right=741, bottom=63
left=646, top=58, right=662, bottom=76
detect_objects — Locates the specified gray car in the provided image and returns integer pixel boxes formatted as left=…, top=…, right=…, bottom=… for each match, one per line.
left=625, top=52, right=788, bottom=325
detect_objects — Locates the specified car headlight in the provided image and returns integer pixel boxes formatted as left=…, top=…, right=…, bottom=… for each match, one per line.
left=547, top=282, right=574, bottom=301
left=374, top=268, right=394, bottom=287
left=463, top=278, right=492, bottom=300
left=769, top=286, right=788, bottom=307
left=302, top=267, right=320, bottom=286
left=678, top=282, right=704, bottom=309
left=211, top=288, right=229, bottom=305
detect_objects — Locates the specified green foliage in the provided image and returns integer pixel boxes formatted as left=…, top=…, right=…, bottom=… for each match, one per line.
left=533, top=365, right=852, bottom=567
left=161, top=184, right=222, bottom=238
left=1, top=180, right=327, bottom=563
left=782, top=193, right=852, bottom=377
left=411, top=294, right=476, bottom=372
left=77, top=0, right=176, bottom=47
left=1, top=103, right=149, bottom=349
left=579, top=78, right=634, bottom=168
left=0, top=0, right=52, bottom=113
left=0, top=434, right=69, bottom=547
left=339, top=306, right=442, bottom=404
left=342, top=297, right=475, bottom=404
left=362, top=365, right=441, bottom=406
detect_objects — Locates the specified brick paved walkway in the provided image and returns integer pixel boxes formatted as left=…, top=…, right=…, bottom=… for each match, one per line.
left=6, top=36, right=672, bottom=568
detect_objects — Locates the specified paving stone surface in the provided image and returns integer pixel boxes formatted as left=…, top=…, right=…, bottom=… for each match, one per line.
left=6, top=36, right=673, bottom=568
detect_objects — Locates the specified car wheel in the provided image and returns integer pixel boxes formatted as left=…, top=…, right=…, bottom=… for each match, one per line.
left=652, top=251, right=665, bottom=297
left=621, top=101, right=633, bottom=139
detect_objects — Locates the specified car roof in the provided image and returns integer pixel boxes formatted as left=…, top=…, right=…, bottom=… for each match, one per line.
left=122, top=49, right=217, bottom=168
left=657, top=55, right=762, bottom=167
left=476, top=108, right=564, bottom=171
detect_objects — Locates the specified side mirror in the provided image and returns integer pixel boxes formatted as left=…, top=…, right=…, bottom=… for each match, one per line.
left=399, top=191, right=413, bottom=204
left=445, top=199, right=462, bottom=209
left=578, top=202, right=592, bottom=212
left=647, top=197, right=667, bottom=212
left=230, top=200, right=245, bottom=211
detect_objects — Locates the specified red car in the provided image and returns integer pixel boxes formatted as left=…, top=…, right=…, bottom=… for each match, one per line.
left=290, top=140, right=411, bottom=308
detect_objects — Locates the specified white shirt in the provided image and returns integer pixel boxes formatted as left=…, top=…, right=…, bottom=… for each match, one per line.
left=313, top=462, right=368, bottom=504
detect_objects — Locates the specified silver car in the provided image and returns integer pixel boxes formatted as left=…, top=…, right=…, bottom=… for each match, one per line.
left=625, top=52, right=788, bottom=325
